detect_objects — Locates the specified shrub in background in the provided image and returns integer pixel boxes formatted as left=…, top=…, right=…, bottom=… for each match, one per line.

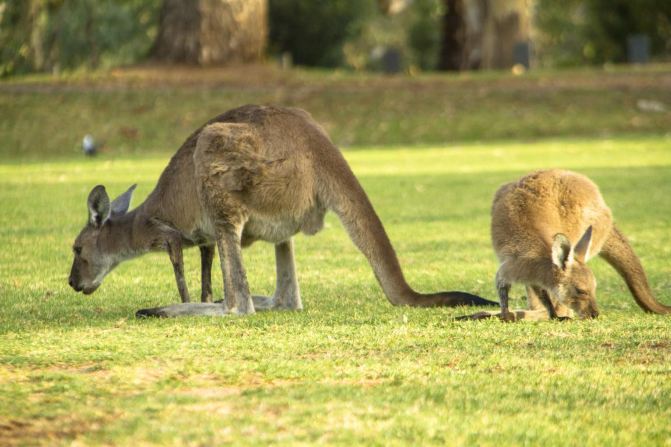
left=268, top=0, right=375, bottom=67
left=342, top=0, right=443, bottom=72
left=534, top=0, right=671, bottom=66
left=407, top=0, right=443, bottom=70
left=0, top=0, right=160, bottom=76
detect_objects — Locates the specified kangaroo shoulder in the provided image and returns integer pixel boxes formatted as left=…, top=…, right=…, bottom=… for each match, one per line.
left=193, top=124, right=267, bottom=191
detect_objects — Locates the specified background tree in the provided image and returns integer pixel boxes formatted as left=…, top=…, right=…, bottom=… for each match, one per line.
left=0, top=0, right=159, bottom=76
left=437, top=0, right=465, bottom=70
left=436, top=0, right=531, bottom=71
left=0, top=0, right=49, bottom=75
left=151, top=0, right=267, bottom=65
left=479, top=0, right=530, bottom=69
left=1, top=0, right=670, bottom=76
left=534, top=0, right=671, bottom=66
left=268, top=0, right=374, bottom=67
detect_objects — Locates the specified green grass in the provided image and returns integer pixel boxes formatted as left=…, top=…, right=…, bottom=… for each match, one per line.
left=2, top=64, right=671, bottom=159
left=1, top=134, right=670, bottom=445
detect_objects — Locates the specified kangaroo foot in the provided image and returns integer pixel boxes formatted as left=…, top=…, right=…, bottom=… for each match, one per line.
left=455, top=310, right=517, bottom=321
left=252, top=295, right=275, bottom=311
left=455, top=311, right=499, bottom=321
left=136, top=303, right=230, bottom=318
left=252, top=295, right=303, bottom=311
left=457, top=309, right=556, bottom=322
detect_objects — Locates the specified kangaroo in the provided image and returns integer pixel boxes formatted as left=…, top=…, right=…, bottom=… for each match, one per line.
left=69, top=105, right=497, bottom=317
left=458, top=169, right=670, bottom=321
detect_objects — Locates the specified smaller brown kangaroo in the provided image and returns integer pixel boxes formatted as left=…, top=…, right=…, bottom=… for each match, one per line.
left=459, top=169, right=670, bottom=321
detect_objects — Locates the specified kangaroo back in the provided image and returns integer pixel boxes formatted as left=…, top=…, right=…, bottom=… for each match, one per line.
left=491, top=170, right=612, bottom=260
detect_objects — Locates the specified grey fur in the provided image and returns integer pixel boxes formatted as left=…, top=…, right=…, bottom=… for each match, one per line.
left=69, top=105, right=497, bottom=316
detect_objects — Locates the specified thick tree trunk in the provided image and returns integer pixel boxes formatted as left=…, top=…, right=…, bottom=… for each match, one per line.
left=480, top=0, right=529, bottom=70
left=438, top=0, right=531, bottom=71
left=438, top=0, right=465, bottom=71
left=151, top=0, right=267, bottom=65
left=28, top=0, right=46, bottom=70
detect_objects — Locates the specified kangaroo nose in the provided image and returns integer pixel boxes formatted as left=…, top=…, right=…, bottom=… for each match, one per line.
left=69, top=277, right=80, bottom=291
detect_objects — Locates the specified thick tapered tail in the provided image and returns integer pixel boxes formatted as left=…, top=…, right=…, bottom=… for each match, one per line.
left=321, top=154, right=496, bottom=308
left=416, top=291, right=499, bottom=307
left=599, top=225, right=671, bottom=314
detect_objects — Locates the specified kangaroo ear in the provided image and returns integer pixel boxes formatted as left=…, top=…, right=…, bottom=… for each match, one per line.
left=573, top=225, right=593, bottom=263
left=87, top=185, right=111, bottom=227
left=552, top=233, right=572, bottom=270
left=111, top=184, right=137, bottom=216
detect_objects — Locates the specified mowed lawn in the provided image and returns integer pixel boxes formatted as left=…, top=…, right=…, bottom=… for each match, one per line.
left=0, top=135, right=670, bottom=446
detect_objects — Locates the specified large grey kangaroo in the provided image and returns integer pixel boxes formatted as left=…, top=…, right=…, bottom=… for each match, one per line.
left=460, top=169, right=670, bottom=321
left=69, top=105, right=497, bottom=317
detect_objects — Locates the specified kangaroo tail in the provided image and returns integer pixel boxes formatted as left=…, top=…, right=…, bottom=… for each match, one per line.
left=599, top=225, right=671, bottom=314
left=320, top=146, right=496, bottom=308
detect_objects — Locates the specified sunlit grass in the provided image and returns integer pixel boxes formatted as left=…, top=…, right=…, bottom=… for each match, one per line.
left=0, top=136, right=670, bottom=445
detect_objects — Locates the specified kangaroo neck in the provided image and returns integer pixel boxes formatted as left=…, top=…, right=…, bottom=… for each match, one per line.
left=100, top=207, right=153, bottom=262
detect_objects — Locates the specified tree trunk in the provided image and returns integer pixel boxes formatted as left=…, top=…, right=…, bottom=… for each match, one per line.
left=480, top=0, right=531, bottom=69
left=28, top=0, right=46, bottom=71
left=438, top=0, right=465, bottom=71
left=151, top=0, right=267, bottom=65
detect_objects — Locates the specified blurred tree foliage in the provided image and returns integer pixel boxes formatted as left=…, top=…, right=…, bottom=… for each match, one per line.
left=408, top=0, right=444, bottom=70
left=534, top=0, right=671, bottom=66
left=342, top=0, right=443, bottom=71
left=1, top=0, right=670, bottom=76
left=0, top=0, right=160, bottom=76
left=268, top=0, right=376, bottom=67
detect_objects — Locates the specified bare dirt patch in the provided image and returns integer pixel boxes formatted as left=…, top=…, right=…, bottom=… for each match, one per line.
left=0, top=415, right=113, bottom=447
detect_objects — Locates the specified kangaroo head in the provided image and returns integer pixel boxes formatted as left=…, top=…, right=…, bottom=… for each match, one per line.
left=550, top=226, right=599, bottom=319
left=69, top=184, right=136, bottom=294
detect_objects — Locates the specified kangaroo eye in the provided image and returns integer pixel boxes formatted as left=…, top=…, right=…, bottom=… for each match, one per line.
left=575, top=288, right=587, bottom=296
left=73, top=246, right=82, bottom=255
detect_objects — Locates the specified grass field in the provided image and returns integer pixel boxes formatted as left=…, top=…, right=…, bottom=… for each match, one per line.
left=1, top=67, right=671, bottom=445
left=2, top=65, right=671, bottom=159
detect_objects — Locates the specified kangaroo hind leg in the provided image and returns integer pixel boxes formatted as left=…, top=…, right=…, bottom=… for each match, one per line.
left=217, top=226, right=255, bottom=315
left=252, top=239, right=303, bottom=311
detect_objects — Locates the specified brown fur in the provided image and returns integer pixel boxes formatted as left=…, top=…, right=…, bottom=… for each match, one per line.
left=69, top=105, right=496, bottom=317
left=460, top=169, right=670, bottom=321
